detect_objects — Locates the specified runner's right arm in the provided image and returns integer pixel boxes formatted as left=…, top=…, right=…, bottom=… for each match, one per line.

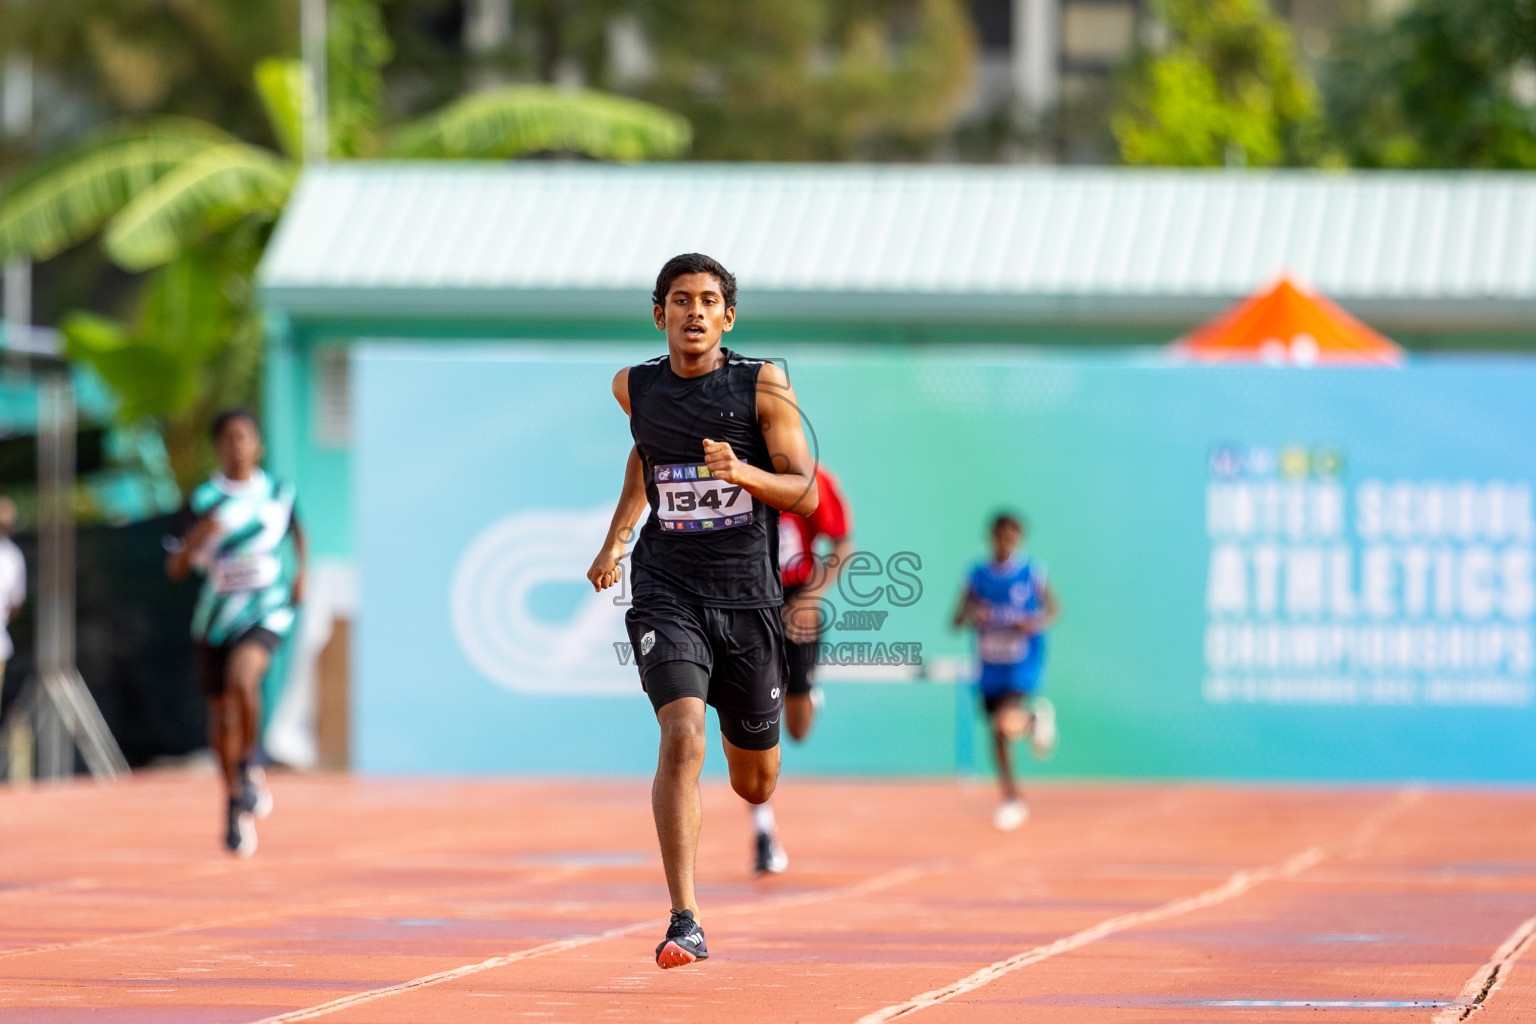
left=951, top=585, right=979, bottom=630
left=165, top=514, right=219, bottom=581
left=588, top=369, right=646, bottom=593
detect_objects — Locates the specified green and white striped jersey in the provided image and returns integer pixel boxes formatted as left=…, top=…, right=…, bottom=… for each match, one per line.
left=186, top=470, right=298, bottom=647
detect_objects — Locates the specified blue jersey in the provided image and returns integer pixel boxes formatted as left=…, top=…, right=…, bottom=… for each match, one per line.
left=967, top=556, right=1048, bottom=694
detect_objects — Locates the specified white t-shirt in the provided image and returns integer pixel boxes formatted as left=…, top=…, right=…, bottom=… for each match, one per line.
left=0, top=537, right=25, bottom=661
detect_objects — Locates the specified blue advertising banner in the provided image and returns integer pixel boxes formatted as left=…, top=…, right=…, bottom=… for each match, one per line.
left=355, top=344, right=1536, bottom=780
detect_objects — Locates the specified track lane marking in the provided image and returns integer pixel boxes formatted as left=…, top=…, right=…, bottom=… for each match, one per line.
left=0, top=863, right=589, bottom=961
left=856, top=844, right=1327, bottom=1023
left=248, top=863, right=934, bottom=1024
left=1431, top=913, right=1536, bottom=1023
left=858, top=786, right=1421, bottom=1023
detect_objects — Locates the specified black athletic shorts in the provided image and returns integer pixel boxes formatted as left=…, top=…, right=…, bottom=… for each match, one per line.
left=194, top=626, right=283, bottom=698
left=625, top=592, right=787, bottom=750
left=982, top=690, right=1025, bottom=718
left=781, top=583, right=820, bottom=697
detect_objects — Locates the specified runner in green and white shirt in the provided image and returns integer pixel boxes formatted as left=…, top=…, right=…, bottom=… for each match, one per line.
left=167, top=409, right=306, bottom=857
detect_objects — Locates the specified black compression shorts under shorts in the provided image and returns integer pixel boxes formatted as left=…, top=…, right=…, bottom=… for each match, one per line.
left=626, top=595, right=786, bottom=751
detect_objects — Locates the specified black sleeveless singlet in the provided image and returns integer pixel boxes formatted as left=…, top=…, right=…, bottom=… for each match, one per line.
left=627, top=348, right=783, bottom=609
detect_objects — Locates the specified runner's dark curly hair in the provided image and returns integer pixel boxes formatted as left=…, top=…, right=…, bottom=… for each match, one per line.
left=210, top=407, right=259, bottom=442
left=991, top=511, right=1026, bottom=534
left=652, top=253, right=737, bottom=309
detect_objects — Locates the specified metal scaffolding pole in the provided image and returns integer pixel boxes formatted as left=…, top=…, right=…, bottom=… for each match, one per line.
left=1, top=372, right=128, bottom=783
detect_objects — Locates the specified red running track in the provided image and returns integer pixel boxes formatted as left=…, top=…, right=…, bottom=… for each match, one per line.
left=2, top=771, right=1535, bottom=1023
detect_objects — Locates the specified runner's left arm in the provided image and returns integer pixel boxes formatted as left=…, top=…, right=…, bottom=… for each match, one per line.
left=702, top=361, right=817, bottom=516
left=1022, top=579, right=1059, bottom=634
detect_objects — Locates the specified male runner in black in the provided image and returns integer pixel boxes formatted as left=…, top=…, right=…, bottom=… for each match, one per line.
left=587, top=253, right=817, bottom=969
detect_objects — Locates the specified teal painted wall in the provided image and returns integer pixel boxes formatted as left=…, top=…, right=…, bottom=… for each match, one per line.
left=352, top=342, right=1536, bottom=781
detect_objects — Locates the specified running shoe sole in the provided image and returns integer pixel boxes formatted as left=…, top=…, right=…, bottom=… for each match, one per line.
left=655, top=941, right=702, bottom=969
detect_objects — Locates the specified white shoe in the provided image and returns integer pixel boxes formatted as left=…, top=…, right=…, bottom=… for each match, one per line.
left=225, top=803, right=257, bottom=857
left=1027, top=697, right=1057, bottom=761
left=244, top=766, right=274, bottom=819
left=754, top=831, right=789, bottom=874
left=992, top=799, right=1028, bottom=831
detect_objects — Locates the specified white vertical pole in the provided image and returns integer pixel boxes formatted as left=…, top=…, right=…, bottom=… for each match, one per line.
left=301, top=0, right=329, bottom=163
left=1012, top=0, right=1060, bottom=115
left=465, top=0, right=513, bottom=92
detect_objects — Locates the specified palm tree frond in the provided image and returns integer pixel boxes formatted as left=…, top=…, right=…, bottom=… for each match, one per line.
left=103, top=144, right=297, bottom=272
left=255, top=59, right=308, bottom=161
left=0, top=118, right=236, bottom=263
left=388, top=85, right=691, bottom=161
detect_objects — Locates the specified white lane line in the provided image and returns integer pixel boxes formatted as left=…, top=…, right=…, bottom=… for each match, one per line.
left=0, top=864, right=589, bottom=962
left=856, top=844, right=1326, bottom=1024
left=1431, top=913, right=1536, bottom=1023
left=859, top=787, right=1423, bottom=1023
left=249, top=920, right=657, bottom=1024
left=249, top=862, right=935, bottom=1024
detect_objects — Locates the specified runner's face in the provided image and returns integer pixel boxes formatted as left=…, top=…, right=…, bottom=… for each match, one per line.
left=216, top=418, right=263, bottom=479
left=654, top=273, right=735, bottom=358
left=991, top=523, right=1022, bottom=562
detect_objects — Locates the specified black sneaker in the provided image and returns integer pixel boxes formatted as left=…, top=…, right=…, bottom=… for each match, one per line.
left=224, top=799, right=256, bottom=858
left=654, top=909, right=709, bottom=969
left=236, top=766, right=274, bottom=819
left=754, top=831, right=788, bottom=875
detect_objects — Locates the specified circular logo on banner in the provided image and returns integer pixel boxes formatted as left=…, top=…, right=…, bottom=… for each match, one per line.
left=450, top=507, right=639, bottom=695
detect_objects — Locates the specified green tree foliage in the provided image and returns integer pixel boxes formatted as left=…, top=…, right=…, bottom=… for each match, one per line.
left=0, top=0, right=297, bottom=145
left=328, top=0, right=396, bottom=157
left=378, top=0, right=978, bottom=159
left=0, top=1, right=690, bottom=486
left=1323, top=0, right=1536, bottom=168
left=62, top=236, right=265, bottom=480
left=1113, top=0, right=1326, bottom=167
left=631, top=0, right=977, bottom=160
left=392, top=85, right=691, bottom=159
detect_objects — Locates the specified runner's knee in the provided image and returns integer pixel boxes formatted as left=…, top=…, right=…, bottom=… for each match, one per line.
left=728, top=758, right=778, bottom=804
left=227, top=643, right=270, bottom=690
left=651, top=667, right=710, bottom=769
left=724, top=740, right=780, bottom=804
left=658, top=715, right=708, bottom=768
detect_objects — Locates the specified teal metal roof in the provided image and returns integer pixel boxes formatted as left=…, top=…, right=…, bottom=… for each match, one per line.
left=259, top=164, right=1536, bottom=329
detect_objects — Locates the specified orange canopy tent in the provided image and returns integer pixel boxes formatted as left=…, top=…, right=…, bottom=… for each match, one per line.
left=1171, top=277, right=1404, bottom=366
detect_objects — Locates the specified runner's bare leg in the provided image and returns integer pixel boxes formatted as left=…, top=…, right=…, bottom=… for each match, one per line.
left=654, top=696, right=709, bottom=914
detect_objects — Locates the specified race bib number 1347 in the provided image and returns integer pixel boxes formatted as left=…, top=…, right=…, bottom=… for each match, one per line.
left=655, top=463, right=753, bottom=532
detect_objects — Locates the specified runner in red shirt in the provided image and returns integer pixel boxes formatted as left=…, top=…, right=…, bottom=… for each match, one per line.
left=751, top=465, right=854, bottom=874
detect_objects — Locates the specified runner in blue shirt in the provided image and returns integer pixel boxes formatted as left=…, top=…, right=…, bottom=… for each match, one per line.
left=953, top=512, right=1059, bottom=831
